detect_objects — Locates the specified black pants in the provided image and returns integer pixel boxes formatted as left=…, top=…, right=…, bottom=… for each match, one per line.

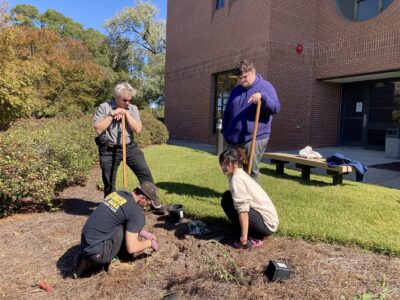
left=98, top=142, right=153, bottom=197
left=87, top=226, right=125, bottom=265
left=221, top=190, right=273, bottom=239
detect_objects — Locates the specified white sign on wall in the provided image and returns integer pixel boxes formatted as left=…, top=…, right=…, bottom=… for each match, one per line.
left=356, top=102, right=363, bottom=112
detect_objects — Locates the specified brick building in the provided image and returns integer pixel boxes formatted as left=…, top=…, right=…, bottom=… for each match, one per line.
left=165, top=0, right=400, bottom=151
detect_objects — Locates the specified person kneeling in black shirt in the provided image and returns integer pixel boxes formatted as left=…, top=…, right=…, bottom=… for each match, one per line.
left=74, top=182, right=161, bottom=278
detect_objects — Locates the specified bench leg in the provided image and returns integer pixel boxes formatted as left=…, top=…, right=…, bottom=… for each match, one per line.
left=301, top=167, right=311, bottom=180
left=332, top=174, right=343, bottom=185
left=296, top=164, right=313, bottom=180
left=276, top=162, right=285, bottom=174
left=327, top=170, right=349, bottom=185
left=271, top=159, right=288, bottom=175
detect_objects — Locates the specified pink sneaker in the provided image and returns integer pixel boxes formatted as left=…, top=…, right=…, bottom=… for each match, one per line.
left=233, top=239, right=263, bottom=249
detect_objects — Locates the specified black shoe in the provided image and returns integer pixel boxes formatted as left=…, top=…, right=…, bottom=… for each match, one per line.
left=73, top=254, right=93, bottom=279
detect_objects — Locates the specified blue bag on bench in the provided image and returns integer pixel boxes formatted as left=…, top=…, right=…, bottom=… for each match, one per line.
left=326, top=153, right=367, bottom=182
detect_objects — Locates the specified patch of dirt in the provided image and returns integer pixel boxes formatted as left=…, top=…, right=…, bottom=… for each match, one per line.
left=369, top=162, right=400, bottom=172
left=0, top=166, right=399, bottom=299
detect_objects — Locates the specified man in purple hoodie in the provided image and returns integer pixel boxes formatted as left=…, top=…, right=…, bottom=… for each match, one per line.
left=222, top=59, right=281, bottom=181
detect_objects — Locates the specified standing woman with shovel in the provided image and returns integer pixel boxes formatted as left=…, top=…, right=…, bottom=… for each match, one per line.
left=222, top=59, right=280, bottom=181
left=93, top=82, right=154, bottom=197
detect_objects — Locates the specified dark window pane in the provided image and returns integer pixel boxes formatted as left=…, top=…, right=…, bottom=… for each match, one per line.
left=382, top=0, right=394, bottom=10
left=216, top=0, right=224, bottom=9
left=372, top=81, right=394, bottom=96
left=213, top=71, right=237, bottom=132
left=357, top=0, right=379, bottom=21
left=367, top=129, right=385, bottom=146
left=343, top=119, right=362, bottom=141
left=336, top=0, right=356, bottom=20
left=370, top=96, right=396, bottom=108
left=393, top=109, right=400, bottom=122
left=344, top=98, right=364, bottom=117
left=369, top=108, right=399, bottom=123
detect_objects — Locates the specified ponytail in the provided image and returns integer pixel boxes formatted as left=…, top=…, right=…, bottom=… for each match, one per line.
left=219, top=148, right=248, bottom=168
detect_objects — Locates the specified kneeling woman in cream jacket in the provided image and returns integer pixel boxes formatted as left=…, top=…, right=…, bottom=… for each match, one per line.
left=219, top=148, right=279, bottom=249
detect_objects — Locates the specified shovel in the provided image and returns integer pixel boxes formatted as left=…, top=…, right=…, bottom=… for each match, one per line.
left=121, top=114, right=127, bottom=191
left=248, top=99, right=261, bottom=175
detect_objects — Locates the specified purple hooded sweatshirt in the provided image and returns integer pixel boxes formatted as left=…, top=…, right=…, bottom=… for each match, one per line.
left=222, top=74, right=281, bottom=144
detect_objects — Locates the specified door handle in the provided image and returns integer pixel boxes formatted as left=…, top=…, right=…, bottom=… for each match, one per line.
left=363, top=114, right=367, bottom=127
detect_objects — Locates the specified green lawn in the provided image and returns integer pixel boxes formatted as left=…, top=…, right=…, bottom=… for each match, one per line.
left=116, top=144, right=400, bottom=256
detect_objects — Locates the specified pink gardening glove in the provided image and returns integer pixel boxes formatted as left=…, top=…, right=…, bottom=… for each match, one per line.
left=139, top=229, right=158, bottom=251
left=139, top=229, right=155, bottom=240
left=150, top=239, right=159, bottom=251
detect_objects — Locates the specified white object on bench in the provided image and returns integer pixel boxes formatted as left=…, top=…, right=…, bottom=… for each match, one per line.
left=264, top=152, right=352, bottom=185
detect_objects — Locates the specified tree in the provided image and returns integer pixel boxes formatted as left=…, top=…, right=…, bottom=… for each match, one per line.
left=39, top=9, right=83, bottom=40
left=105, top=0, right=166, bottom=108
left=10, top=5, right=112, bottom=70
left=0, top=1, right=40, bottom=129
left=82, top=28, right=111, bottom=67
left=10, top=4, right=40, bottom=27
left=11, top=27, right=110, bottom=117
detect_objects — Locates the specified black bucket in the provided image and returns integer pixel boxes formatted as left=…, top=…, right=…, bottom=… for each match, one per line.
left=168, top=204, right=184, bottom=223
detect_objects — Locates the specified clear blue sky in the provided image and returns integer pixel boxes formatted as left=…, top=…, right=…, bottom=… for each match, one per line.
left=7, top=0, right=167, bottom=33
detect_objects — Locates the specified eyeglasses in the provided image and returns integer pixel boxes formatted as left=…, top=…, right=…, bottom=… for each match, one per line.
left=122, top=98, right=131, bottom=102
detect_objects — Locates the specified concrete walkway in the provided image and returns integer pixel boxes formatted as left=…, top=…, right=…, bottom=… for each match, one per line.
left=168, top=140, right=400, bottom=190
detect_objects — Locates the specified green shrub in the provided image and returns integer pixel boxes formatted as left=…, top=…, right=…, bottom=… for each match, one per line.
left=0, top=116, right=97, bottom=216
left=136, top=108, right=169, bottom=146
left=0, top=111, right=167, bottom=216
left=0, top=143, right=65, bottom=214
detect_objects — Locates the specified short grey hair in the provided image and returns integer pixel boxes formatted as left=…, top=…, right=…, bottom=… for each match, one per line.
left=114, top=82, right=137, bottom=98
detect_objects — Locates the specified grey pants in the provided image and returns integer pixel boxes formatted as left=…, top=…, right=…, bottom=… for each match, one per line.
left=225, top=137, right=269, bottom=181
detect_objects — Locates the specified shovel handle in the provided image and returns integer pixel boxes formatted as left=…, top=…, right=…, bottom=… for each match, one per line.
left=122, top=114, right=127, bottom=191
left=248, top=99, right=261, bottom=175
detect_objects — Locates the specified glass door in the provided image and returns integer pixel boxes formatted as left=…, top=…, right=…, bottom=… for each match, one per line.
left=339, top=83, right=368, bottom=146
left=339, top=79, right=400, bottom=149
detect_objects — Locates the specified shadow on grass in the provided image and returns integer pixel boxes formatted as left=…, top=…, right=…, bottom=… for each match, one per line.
left=260, top=167, right=335, bottom=187
left=62, top=198, right=98, bottom=216
left=157, top=182, right=222, bottom=198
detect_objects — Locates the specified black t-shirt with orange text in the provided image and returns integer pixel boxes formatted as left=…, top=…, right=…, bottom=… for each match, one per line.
left=81, top=191, right=145, bottom=255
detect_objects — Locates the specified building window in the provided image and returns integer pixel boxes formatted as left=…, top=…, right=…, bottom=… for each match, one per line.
left=213, top=71, right=237, bottom=132
left=370, top=80, right=400, bottom=123
left=335, top=0, right=393, bottom=22
left=368, top=80, right=400, bottom=146
left=215, top=0, right=225, bottom=10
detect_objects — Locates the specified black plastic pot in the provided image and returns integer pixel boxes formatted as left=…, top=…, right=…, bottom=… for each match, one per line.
left=168, top=204, right=183, bottom=223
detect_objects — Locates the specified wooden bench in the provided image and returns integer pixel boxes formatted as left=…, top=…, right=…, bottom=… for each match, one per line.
left=263, top=152, right=353, bottom=185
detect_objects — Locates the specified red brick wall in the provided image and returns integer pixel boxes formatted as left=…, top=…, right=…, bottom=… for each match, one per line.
left=314, top=1, right=400, bottom=79
left=166, top=0, right=276, bottom=145
left=165, top=0, right=399, bottom=150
